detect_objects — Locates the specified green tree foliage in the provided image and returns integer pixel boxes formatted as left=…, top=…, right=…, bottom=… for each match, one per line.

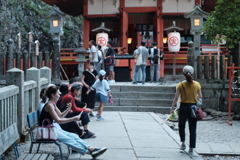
left=203, top=0, right=240, bottom=48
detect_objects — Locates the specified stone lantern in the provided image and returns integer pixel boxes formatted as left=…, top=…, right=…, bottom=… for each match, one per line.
left=75, top=34, right=87, bottom=77
left=184, top=5, right=209, bottom=78
left=46, top=5, right=64, bottom=37
left=46, top=6, right=65, bottom=84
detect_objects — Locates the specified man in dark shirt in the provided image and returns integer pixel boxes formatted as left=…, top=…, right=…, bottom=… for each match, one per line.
left=104, top=41, right=115, bottom=83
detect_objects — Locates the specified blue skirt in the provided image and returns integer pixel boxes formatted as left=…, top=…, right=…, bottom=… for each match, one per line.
left=95, top=93, right=107, bottom=103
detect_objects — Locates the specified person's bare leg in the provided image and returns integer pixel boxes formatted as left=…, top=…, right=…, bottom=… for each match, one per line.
left=112, top=71, right=115, bottom=81
left=109, top=71, right=113, bottom=80
left=98, top=102, right=104, bottom=117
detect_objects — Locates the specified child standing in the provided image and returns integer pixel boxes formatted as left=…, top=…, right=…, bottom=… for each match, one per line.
left=87, top=70, right=112, bottom=121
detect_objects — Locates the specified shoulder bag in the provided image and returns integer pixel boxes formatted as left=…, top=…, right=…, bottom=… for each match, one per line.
left=181, top=82, right=204, bottom=121
left=36, top=119, right=58, bottom=141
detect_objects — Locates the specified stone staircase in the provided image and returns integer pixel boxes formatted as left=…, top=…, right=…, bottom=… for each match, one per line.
left=96, top=83, right=176, bottom=114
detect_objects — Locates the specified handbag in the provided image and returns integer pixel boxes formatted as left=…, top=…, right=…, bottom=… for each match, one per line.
left=36, top=119, right=58, bottom=141
left=195, top=107, right=204, bottom=121
left=136, top=47, right=142, bottom=66
left=104, top=58, right=112, bottom=65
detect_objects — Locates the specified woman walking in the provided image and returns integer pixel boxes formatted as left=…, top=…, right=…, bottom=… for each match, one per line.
left=170, top=65, right=202, bottom=156
left=87, top=70, right=112, bottom=121
left=39, top=84, right=107, bottom=158
left=81, top=62, right=98, bottom=115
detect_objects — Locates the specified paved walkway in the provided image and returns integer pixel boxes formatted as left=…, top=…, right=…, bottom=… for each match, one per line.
left=69, top=112, right=204, bottom=160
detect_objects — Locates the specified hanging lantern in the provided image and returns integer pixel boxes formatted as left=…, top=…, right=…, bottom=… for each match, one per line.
left=168, top=32, right=180, bottom=52
left=96, top=33, right=108, bottom=51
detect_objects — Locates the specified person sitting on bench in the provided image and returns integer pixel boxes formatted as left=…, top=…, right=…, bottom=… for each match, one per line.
left=39, top=84, right=107, bottom=159
left=57, top=83, right=95, bottom=139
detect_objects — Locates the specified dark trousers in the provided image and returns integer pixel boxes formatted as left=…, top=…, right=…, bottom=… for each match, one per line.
left=178, top=103, right=197, bottom=148
left=66, top=112, right=90, bottom=126
left=60, top=121, right=83, bottom=137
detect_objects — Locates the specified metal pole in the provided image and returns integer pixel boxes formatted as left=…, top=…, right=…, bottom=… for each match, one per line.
left=173, top=52, right=176, bottom=79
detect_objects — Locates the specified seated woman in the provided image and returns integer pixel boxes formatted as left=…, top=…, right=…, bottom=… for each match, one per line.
left=39, top=84, right=107, bottom=158
left=57, top=84, right=95, bottom=139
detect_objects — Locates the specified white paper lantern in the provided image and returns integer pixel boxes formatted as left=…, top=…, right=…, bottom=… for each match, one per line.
left=96, top=33, right=108, bottom=51
left=168, top=32, right=181, bottom=52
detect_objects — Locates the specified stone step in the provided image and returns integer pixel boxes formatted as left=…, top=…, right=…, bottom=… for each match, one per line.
left=93, top=106, right=171, bottom=114
left=110, top=85, right=176, bottom=93
left=96, top=98, right=172, bottom=106
left=112, top=92, right=175, bottom=99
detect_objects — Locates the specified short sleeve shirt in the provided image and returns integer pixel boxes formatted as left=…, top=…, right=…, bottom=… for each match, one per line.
left=176, top=81, right=201, bottom=103
left=136, top=46, right=148, bottom=65
left=89, top=45, right=98, bottom=62
left=105, top=47, right=115, bottom=66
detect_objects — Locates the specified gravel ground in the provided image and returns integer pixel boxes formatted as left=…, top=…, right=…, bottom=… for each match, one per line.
left=157, top=113, right=240, bottom=160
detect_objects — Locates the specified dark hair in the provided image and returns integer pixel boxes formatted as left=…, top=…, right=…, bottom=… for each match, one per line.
left=69, top=78, right=76, bottom=84
left=70, top=83, right=82, bottom=93
left=107, top=41, right=113, bottom=46
left=141, top=41, right=146, bottom=46
left=89, top=62, right=94, bottom=66
left=59, top=84, right=69, bottom=94
left=99, top=75, right=104, bottom=81
left=183, top=73, right=193, bottom=83
left=152, top=42, right=157, bottom=46
left=46, top=85, right=58, bottom=99
left=40, top=88, right=47, bottom=103
left=97, top=44, right=102, bottom=50
left=90, top=40, right=96, bottom=46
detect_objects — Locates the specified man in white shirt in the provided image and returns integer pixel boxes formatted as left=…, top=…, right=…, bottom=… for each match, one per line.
left=89, top=40, right=98, bottom=70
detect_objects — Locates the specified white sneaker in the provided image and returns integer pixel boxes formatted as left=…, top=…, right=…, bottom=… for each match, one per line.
left=188, top=150, right=198, bottom=157
left=111, top=80, right=115, bottom=83
left=108, top=80, right=115, bottom=84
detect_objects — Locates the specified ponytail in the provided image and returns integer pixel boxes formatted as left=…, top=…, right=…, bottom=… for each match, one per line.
left=183, top=73, right=193, bottom=83
left=99, top=75, right=104, bottom=81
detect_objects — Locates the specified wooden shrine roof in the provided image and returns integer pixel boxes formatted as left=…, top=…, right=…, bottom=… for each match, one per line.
left=41, top=0, right=84, bottom=17
left=41, top=0, right=217, bottom=17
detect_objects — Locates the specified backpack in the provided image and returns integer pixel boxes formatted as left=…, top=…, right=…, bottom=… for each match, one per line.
left=152, top=48, right=159, bottom=64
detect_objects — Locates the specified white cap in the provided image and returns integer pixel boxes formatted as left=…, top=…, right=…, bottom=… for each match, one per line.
left=99, top=70, right=106, bottom=76
left=183, top=65, right=194, bottom=75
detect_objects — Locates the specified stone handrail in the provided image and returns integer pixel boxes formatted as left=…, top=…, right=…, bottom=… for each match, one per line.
left=0, top=67, right=51, bottom=135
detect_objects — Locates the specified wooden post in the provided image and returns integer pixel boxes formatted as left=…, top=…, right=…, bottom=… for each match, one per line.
left=211, top=55, right=217, bottom=79
left=83, top=18, right=90, bottom=49
left=37, top=52, right=43, bottom=68
left=204, top=56, right=209, bottom=79
left=23, top=50, right=29, bottom=79
left=44, top=51, right=50, bottom=68
left=6, top=39, right=14, bottom=70
left=120, top=10, right=128, bottom=52
left=197, top=56, right=202, bottom=79
left=30, top=52, right=36, bottom=67
left=220, top=55, right=225, bottom=79
left=228, top=55, right=232, bottom=67
left=16, top=51, right=21, bottom=69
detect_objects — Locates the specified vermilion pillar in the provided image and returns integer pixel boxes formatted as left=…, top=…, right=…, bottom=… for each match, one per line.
left=83, top=18, right=90, bottom=49
left=121, top=10, right=128, bottom=52
left=155, top=10, right=163, bottom=48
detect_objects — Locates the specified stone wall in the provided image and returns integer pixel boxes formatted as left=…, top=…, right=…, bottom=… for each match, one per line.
left=200, top=79, right=240, bottom=113
left=0, top=0, right=83, bottom=54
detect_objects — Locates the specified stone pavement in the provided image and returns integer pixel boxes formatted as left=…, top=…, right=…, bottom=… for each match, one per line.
left=69, top=111, right=203, bottom=160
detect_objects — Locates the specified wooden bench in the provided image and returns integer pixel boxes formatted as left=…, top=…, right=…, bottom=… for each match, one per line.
left=0, top=122, right=54, bottom=160
left=27, top=111, right=70, bottom=160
